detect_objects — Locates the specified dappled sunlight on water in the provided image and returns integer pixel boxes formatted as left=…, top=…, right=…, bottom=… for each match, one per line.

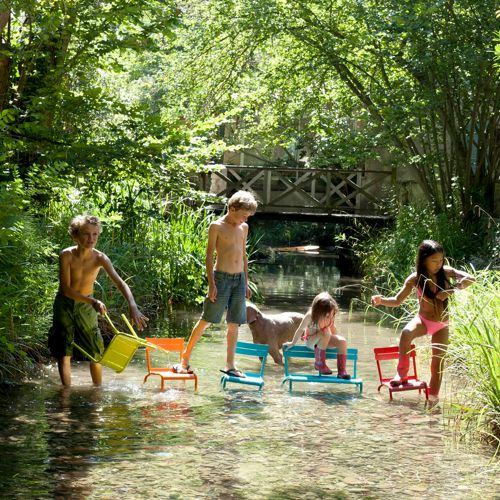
left=1, top=253, right=498, bottom=499
left=2, top=323, right=498, bottom=499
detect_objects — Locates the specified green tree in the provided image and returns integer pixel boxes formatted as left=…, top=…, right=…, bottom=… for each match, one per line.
left=0, top=1, right=226, bottom=381
left=0, top=0, right=182, bottom=191
left=168, top=0, right=500, bottom=219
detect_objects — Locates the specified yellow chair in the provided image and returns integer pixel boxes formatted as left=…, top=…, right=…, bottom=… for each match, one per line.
left=72, top=313, right=151, bottom=373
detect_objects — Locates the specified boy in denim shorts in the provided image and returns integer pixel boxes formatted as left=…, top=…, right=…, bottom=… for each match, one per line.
left=173, top=191, right=257, bottom=377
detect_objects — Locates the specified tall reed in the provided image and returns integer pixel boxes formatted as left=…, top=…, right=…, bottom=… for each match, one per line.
left=353, top=203, right=476, bottom=293
left=55, top=194, right=215, bottom=314
left=447, top=270, right=500, bottom=450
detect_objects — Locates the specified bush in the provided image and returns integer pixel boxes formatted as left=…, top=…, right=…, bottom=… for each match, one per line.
left=0, top=180, right=58, bottom=380
left=353, top=204, right=477, bottom=296
left=446, top=271, right=500, bottom=449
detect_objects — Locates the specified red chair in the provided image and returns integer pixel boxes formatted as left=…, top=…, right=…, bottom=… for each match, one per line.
left=144, top=338, right=198, bottom=391
left=374, top=345, right=428, bottom=400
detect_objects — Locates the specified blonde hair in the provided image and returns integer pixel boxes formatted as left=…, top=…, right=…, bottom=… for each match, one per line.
left=227, top=190, right=258, bottom=213
left=310, top=292, right=338, bottom=324
left=68, top=214, right=102, bottom=238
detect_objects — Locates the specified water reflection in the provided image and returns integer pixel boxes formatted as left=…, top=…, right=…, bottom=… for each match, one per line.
left=0, top=252, right=499, bottom=499
left=44, top=387, right=103, bottom=499
left=253, top=252, right=362, bottom=309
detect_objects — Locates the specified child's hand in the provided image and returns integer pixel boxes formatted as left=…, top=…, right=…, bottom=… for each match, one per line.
left=371, top=295, right=382, bottom=306
left=246, top=285, right=252, bottom=299
left=92, top=299, right=106, bottom=315
left=208, top=284, right=217, bottom=303
left=436, top=290, right=454, bottom=301
left=129, top=306, right=149, bottom=331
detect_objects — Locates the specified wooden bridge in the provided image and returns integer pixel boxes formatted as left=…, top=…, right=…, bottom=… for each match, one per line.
left=198, top=165, right=396, bottom=221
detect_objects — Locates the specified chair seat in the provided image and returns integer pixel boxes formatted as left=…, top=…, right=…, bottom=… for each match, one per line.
left=99, top=334, right=141, bottom=373
left=149, top=369, right=197, bottom=381
left=284, top=374, right=363, bottom=386
left=144, top=338, right=198, bottom=391
left=73, top=313, right=155, bottom=373
left=221, top=371, right=264, bottom=387
left=220, top=342, right=269, bottom=390
left=380, top=379, right=428, bottom=392
left=73, top=332, right=146, bottom=373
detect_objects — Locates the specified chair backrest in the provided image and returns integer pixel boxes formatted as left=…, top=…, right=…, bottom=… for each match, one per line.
left=145, top=337, right=185, bottom=371
left=73, top=332, right=147, bottom=372
left=99, top=334, right=141, bottom=373
left=373, top=345, right=418, bottom=382
left=283, top=346, right=359, bottom=379
left=235, top=341, right=269, bottom=377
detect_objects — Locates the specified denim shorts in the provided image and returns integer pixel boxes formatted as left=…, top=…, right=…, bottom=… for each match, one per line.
left=201, top=271, right=247, bottom=325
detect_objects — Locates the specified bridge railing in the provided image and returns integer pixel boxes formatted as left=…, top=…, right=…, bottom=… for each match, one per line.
left=199, top=165, right=395, bottom=216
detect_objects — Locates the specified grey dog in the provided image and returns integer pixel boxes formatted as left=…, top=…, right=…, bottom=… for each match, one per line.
left=246, top=303, right=304, bottom=364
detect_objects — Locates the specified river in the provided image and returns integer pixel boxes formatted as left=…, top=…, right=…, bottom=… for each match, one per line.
left=0, top=252, right=498, bottom=499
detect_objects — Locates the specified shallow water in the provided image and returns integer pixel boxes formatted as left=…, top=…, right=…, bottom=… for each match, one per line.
left=1, top=253, right=499, bottom=499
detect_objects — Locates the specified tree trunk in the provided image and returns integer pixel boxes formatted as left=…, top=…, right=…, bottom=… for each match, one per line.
left=0, top=10, right=11, bottom=112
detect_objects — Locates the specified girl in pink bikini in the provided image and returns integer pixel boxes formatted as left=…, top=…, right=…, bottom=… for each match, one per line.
left=371, top=240, right=474, bottom=400
left=283, top=292, right=351, bottom=379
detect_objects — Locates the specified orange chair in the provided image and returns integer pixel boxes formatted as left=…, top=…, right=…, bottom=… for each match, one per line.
left=374, top=345, right=428, bottom=400
left=144, top=338, right=198, bottom=391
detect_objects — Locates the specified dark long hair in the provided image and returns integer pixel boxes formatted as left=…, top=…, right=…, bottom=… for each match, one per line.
left=416, top=240, right=448, bottom=300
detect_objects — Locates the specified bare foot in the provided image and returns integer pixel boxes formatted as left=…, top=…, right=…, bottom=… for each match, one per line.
left=172, top=363, right=194, bottom=374
left=389, top=374, right=408, bottom=387
left=220, top=368, right=246, bottom=378
left=425, top=394, right=440, bottom=410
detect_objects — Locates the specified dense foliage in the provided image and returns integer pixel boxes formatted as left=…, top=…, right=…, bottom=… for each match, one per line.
left=0, top=0, right=223, bottom=380
left=0, top=180, right=215, bottom=381
left=353, top=204, right=478, bottom=291
left=0, top=181, right=57, bottom=379
left=166, top=0, right=500, bottom=221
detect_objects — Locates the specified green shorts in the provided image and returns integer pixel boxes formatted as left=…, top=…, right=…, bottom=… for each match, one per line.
left=48, top=293, right=104, bottom=360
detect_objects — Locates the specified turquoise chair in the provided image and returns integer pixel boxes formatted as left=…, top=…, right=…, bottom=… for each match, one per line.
left=282, top=346, right=363, bottom=394
left=220, top=341, right=269, bottom=390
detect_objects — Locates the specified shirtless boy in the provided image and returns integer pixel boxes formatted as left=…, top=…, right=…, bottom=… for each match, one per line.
left=174, top=191, right=258, bottom=377
left=48, top=215, right=148, bottom=386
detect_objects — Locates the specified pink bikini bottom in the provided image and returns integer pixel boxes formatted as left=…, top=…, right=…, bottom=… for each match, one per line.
left=418, top=314, right=449, bottom=336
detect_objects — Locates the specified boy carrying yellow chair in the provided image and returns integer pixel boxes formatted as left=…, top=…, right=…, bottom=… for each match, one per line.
left=73, top=313, right=197, bottom=391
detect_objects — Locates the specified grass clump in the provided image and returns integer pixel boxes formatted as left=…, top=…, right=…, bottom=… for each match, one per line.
left=447, top=270, right=500, bottom=451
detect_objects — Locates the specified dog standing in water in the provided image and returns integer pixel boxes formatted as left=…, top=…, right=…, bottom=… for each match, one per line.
left=246, top=303, right=304, bottom=364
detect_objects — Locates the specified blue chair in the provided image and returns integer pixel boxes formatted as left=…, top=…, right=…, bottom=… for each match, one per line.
left=282, top=345, right=363, bottom=394
left=220, top=341, right=269, bottom=390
